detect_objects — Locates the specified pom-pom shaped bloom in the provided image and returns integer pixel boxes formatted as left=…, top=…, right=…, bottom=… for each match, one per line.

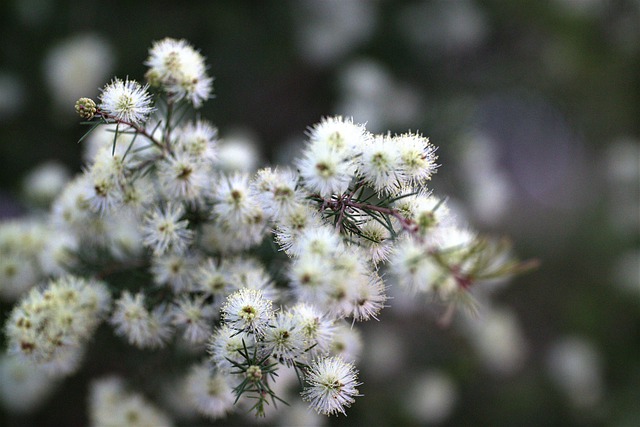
left=98, top=77, right=154, bottom=125
left=157, top=151, right=210, bottom=204
left=0, top=354, right=56, bottom=413
left=110, top=291, right=173, bottom=349
left=307, top=116, right=368, bottom=154
left=175, top=119, right=218, bottom=162
left=141, top=202, right=193, bottom=255
left=145, top=37, right=213, bottom=107
left=262, top=311, right=307, bottom=365
left=356, top=134, right=404, bottom=193
left=221, top=288, right=274, bottom=337
left=171, top=296, right=216, bottom=344
left=252, top=167, right=301, bottom=217
left=291, top=303, right=335, bottom=356
left=295, top=115, right=370, bottom=197
left=297, top=143, right=355, bottom=197
left=390, top=237, right=442, bottom=294
left=184, top=362, right=235, bottom=420
left=207, top=325, right=256, bottom=373
left=212, top=172, right=258, bottom=224
left=301, top=356, right=361, bottom=416
left=394, top=132, right=438, bottom=186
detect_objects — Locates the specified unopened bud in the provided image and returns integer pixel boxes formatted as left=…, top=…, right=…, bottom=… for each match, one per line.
left=75, top=97, right=97, bottom=119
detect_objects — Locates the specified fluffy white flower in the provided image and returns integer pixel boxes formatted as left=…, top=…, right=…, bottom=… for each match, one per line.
left=356, top=134, right=404, bottom=193
left=221, top=288, right=274, bottom=337
left=394, top=132, right=438, bottom=186
left=263, top=311, right=307, bottom=365
left=171, top=296, right=216, bottom=344
left=151, top=251, right=199, bottom=293
left=390, top=236, right=442, bottom=294
left=110, top=291, right=172, bottom=349
left=184, top=362, right=235, bottom=419
left=296, top=142, right=354, bottom=197
left=175, top=119, right=218, bottom=162
left=98, top=77, right=154, bottom=125
left=0, top=354, right=56, bottom=413
left=357, top=219, right=393, bottom=264
left=301, top=356, right=361, bottom=416
left=212, top=172, right=257, bottom=224
left=89, top=376, right=173, bottom=427
left=349, top=273, right=387, bottom=322
left=207, top=325, right=256, bottom=373
left=307, top=116, right=368, bottom=154
left=145, top=38, right=213, bottom=107
left=141, top=202, right=193, bottom=255
left=291, top=303, right=336, bottom=357
left=44, top=33, right=114, bottom=110
left=4, top=275, right=111, bottom=376
left=251, top=167, right=301, bottom=217
left=329, top=322, right=363, bottom=363
left=157, top=151, right=210, bottom=204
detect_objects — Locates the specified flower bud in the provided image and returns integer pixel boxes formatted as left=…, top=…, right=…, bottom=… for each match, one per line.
left=75, top=97, right=97, bottom=119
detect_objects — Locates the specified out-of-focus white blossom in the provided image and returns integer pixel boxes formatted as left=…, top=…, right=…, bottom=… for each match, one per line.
left=145, top=38, right=213, bottom=107
left=89, top=376, right=173, bottom=427
left=44, top=34, right=114, bottom=111
left=183, top=362, right=235, bottom=420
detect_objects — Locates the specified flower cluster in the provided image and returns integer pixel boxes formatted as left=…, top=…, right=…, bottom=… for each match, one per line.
left=4, top=275, right=111, bottom=376
left=0, top=38, right=532, bottom=421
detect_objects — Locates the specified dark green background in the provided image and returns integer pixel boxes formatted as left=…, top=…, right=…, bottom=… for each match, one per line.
left=1, top=1, right=638, bottom=426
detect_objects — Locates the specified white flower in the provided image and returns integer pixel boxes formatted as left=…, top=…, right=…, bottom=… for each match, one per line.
left=393, top=193, right=451, bottom=234
left=273, top=202, right=323, bottom=255
left=145, top=38, right=213, bottom=107
left=390, top=236, right=442, bottom=294
left=194, top=257, right=233, bottom=301
left=4, top=275, right=111, bottom=375
left=394, top=132, right=438, bottom=186
left=141, top=202, right=193, bottom=255
left=89, top=377, right=173, bottom=427
left=0, top=354, right=56, bottom=413
left=291, top=303, right=336, bottom=357
left=212, top=172, right=257, bottom=224
left=301, top=356, right=361, bottom=416
left=263, top=311, right=307, bottom=365
left=288, top=253, right=333, bottom=307
left=207, top=325, right=256, bottom=373
left=171, top=296, right=216, bottom=344
left=296, top=142, right=355, bottom=197
left=22, top=161, right=71, bottom=206
left=329, top=322, right=363, bottom=363
left=184, top=363, right=235, bottom=420
left=110, top=291, right=172, bottom=349
left=151, top=252, right=199, bottom=293
left=81, top=162, right=123, bottom=215
left=157, top=151, right=210, bottom=204
left=349, top=273, right=387, bottom=322
left=44, top=33, right=114, bottom=110
left=98, top=77, right=154, bottom=125
left=356, top=134, right=404, bottom=193
left=221, top=288, right=274, bottom=337
left=251, top=167, right=301, bottom=217
left=307, top=116, right=368, bottom=154
left=357, top=219, right=393, bottom=264
left=288, top=225, right=343, bottom=258
left=175, top=119, right=218, bottom=162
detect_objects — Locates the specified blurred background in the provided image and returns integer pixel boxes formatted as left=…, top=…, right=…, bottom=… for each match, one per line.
left=0, top=0, right=638, bottom=426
